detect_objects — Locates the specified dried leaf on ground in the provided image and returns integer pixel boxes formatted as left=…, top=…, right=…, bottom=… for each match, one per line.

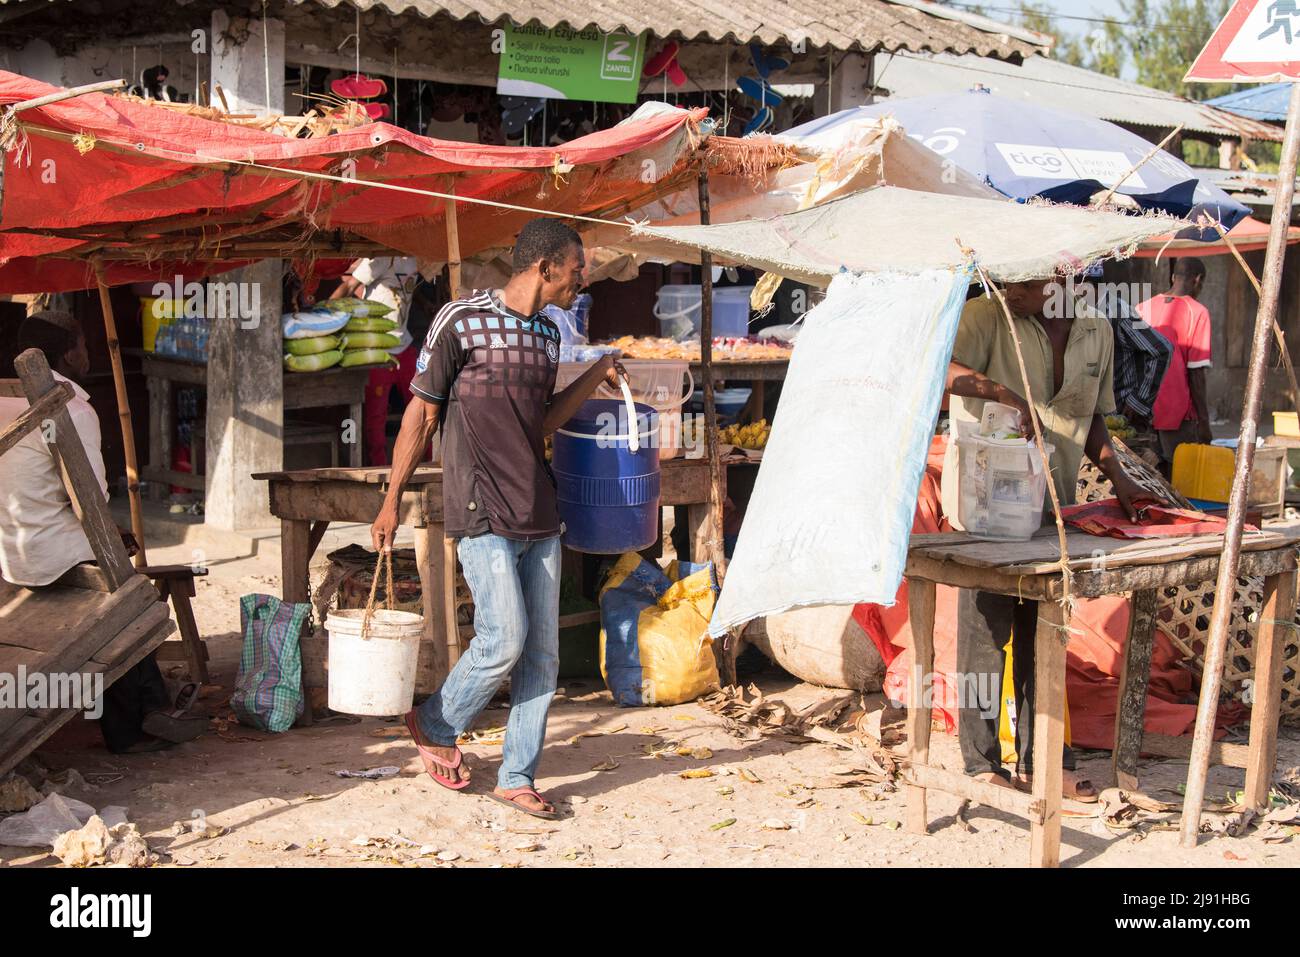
left=566, top=723, right=628, bottom=745
left=591, top=758, right=620, bottom=772
left=709, top=818, right=737, bottom=831
left=680, top=769, right=715, bottom=780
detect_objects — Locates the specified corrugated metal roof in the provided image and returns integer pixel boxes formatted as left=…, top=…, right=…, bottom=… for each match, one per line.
left=1206, top=84, right=1291, bottom=123
left=873, top=51, right=1284, bottom=142
left=294, top=0, right=1050, bottom=60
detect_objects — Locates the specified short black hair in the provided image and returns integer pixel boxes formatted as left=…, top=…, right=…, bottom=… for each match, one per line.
left=511, top=218, right=581, bottom=274
left=15, top=311, right=81, bottom=373
left=1172, top=257, right=1206, bottom=281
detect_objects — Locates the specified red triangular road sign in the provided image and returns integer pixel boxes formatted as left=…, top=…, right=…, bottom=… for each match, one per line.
left=1186, top=0, right=1300, bottom=82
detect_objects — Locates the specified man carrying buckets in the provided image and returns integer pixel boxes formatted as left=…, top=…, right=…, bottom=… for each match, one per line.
left=372, top=218, right=624, bottom=819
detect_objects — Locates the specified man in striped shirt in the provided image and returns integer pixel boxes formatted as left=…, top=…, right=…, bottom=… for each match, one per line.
left=1080, top=268, right=1172, bottom=431
left=371, top=219, right=624, bottom=819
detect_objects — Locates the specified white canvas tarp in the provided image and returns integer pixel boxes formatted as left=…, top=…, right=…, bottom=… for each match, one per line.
left=628, top=185, right=1183, bottom=284
left=708, top=268, right=971, bottom=637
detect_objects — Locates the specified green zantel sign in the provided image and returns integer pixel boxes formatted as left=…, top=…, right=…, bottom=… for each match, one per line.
left=497, top=24, right=646, bottom=103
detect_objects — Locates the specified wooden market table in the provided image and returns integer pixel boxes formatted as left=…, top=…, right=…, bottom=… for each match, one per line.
left=142, top=353, right=369, bottom=494
left=255, top=457, right=718, bottom=718
left=689, top=358, right=788, bottom=424
left=901, top=523, right=1300, bottom=868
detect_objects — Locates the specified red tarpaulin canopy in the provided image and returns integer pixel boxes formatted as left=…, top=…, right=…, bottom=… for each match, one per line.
left=1135, top=214, right=1300, bottom=257
left=0, top=71, right=708, bottom=292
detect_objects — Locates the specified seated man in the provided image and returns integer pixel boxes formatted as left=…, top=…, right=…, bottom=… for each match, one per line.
left=0, top=312, right=202, bottom=752
left=942, top=281, right=1147, bottom=800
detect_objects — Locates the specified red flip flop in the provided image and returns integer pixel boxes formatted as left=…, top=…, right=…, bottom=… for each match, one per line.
left=486, top=787, right=559, bottom=820
left=404, top=711, right=471, bottom=791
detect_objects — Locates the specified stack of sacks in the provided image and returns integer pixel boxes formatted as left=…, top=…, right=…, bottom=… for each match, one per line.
left=282, top=298, right=399, bottom=372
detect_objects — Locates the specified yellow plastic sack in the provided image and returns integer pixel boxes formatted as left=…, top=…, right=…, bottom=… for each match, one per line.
left=999, top=637, right=1071, bottom=765
left=598, top=553, right=720, bottom=707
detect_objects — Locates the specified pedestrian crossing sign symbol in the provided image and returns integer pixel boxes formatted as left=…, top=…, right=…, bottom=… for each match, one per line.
left=1187, top=0, right=1300, bottom=82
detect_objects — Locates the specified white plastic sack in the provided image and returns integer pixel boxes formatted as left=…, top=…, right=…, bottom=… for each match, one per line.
left=709, top=268, right=970, bottom=637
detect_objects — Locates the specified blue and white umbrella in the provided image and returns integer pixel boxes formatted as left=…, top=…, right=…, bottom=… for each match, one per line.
left=784, top=89, right=1250, bottom=238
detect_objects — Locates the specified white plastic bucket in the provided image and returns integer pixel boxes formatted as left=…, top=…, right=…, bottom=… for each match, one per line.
left=326, top=608, right=423, bottom=716
left=956, top=430, right=1055, bottom=542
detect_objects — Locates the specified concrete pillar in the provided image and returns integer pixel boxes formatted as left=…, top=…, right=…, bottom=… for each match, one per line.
left=828, top=52, right=875, bottom=114
left=210, top=9, right=285, bottom=115
left=205, top=259, right=283, bottom=531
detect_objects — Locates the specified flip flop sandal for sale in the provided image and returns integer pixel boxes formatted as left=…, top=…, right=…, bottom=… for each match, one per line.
left=404, top=710, right=471, bottom=791
left=486, top=787, right=560, bottom=820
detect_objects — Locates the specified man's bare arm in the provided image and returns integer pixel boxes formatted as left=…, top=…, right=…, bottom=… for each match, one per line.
left=371, top=396, right=441, bottom=551
left=946, top=360, right=1031, bottom=426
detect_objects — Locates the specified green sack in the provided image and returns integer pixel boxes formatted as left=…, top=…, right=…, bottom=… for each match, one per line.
left=284, top=350, right=343, bottom=372
left=339, top=348, right=399, bottom=368
left=284, top=334, right=341, bottom=356
left=339, top=331, right=400, bottom=350
left=344, top=315, right=399, bottom=333
left=322, top=297, right=394, bottom=318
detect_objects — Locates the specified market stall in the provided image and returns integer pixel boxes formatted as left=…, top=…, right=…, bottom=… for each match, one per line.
left=902, top=525, right=1300, bottom=867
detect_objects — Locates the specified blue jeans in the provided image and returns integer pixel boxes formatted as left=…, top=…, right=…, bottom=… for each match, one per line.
left=416, top=532, right=561, bottom=790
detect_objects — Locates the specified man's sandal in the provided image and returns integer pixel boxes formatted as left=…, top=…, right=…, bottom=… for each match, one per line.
left=1013, top=767, right=1100, bottom=803
left=486, top=787, right=559, bottom=820
left=404, top=711, right=471, bottom=791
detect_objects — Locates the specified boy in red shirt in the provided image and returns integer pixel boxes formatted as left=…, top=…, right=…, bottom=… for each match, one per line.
left=1135, top=257, right=1213, bottom=469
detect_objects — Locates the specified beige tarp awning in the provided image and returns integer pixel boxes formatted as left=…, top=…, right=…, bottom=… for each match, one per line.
left=626, top=186, right=1185, bottom=284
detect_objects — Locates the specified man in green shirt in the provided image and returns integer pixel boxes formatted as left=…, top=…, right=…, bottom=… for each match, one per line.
left=941, top=279, right=1147, bottom=800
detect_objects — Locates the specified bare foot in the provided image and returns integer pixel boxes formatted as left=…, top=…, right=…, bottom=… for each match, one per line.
left=409, top=717, right=470, bottom=785
left=972, top=771, right=1015, bottom=790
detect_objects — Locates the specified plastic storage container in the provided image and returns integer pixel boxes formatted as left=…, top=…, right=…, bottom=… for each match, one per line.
left=653, top=284, right=753, bottom=340
left=325, top=608, right=423, bottom=716
left=956, top=430, right=1054, bottom=541
left=711, top=286, right=755, bottom=338
left=553, top=399, right=661, bottom=553
left=555, top=360, right=693, bottom=459
left=1171, top=442, right=1287, bottom=506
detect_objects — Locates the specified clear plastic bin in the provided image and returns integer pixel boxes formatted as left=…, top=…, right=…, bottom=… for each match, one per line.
left=956, top=427, right=1054, bottom=542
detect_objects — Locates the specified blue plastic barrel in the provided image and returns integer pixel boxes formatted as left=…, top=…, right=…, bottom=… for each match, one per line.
left=553, top=399, right=661, bottom=553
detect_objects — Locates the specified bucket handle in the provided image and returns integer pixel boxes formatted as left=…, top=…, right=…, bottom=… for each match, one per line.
left=618, top=374, right=640, bottom=453
left=652, top=298, right=702, bottom=320
left=595, top=366, right=695, bottom=407
left=361, top=548, right=395, bottom=639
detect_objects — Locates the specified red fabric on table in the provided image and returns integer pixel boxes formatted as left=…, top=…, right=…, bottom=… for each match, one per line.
left=855, top=438, right=1243, bottom=747
left=1061, top=497, right=1247, bottom=539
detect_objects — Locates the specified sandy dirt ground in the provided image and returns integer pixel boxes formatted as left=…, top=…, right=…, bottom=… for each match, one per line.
left=3, top=508, right=1299, bottom=869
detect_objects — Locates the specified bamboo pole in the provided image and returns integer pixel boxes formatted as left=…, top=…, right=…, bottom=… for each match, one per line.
left=6, top=78, right=126, bottom=114
left=1179, top=82, right=1300, bottom=848
left=697, top=164, right=734, bottom=686
left=443, top=180, right=462, bottom=299
left=94, top=266, right=148, bottom=568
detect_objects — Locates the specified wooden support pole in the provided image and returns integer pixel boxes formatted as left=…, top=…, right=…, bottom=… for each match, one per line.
left=444, top=180, right=462, bottom=300
left=1029, top=600, right=1068, bottom=868
left=905, top=578, right=937, bottom=835
left=95, top=269, right=148, bottom=568
left=697, top=164, right=733, bottom=685
left=1180, top=82, right=1300, bottom=848
left=1243, top=569, right=1297, bottom=809
left=6, top=78, right=126, bottom=114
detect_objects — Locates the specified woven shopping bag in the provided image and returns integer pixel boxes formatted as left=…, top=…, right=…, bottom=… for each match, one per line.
left=232, top=594, right=309, bottom=732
